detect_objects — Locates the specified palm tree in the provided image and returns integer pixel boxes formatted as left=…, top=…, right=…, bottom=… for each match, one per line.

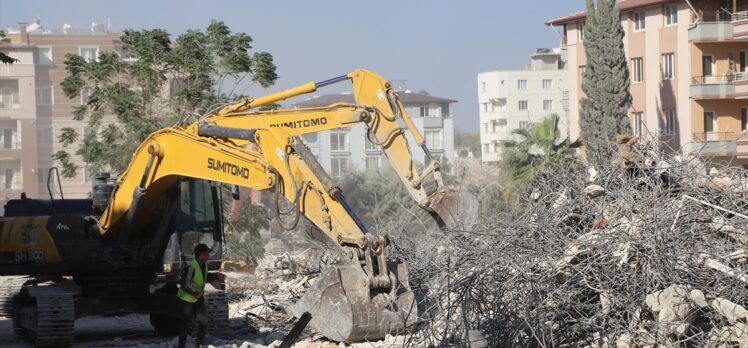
left=500, top=114, right=582, bottom=199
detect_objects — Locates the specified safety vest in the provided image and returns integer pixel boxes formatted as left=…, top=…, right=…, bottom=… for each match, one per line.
left=177, top=258, right=206, bottom=303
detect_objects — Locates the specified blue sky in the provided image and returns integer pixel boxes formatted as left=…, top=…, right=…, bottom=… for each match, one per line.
left=1, top=1, right=580, bottom=132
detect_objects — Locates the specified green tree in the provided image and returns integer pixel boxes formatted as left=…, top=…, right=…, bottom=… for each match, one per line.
left=500, top=115, right=581, bottom=199
left=339, top=169, right=438, bottom=234
left=221, top=186, right=270, bottom=262
left=55, top=20, right=278, bottom=178
left=454, top=128, right=480, bottom=157
left=579, top=0, right=632, bottom=165
left=0, top=31, right=19, bottom=64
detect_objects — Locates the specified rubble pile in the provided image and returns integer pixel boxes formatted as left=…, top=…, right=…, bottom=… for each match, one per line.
left=392, top=141, right=748, bottom=347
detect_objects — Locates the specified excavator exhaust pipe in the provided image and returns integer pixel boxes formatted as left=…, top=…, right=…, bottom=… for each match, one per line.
left=293, top=239, right=418, bottom=342
left=429, top=187, right=479, bottom=231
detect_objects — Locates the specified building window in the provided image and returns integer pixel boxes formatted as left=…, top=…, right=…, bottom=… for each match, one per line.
left=365, top=156, right=381, bottom=171
left=519, top=121, right=530, bottom=129
left=662, top=53, right=675, bottom=80
left=634, top=12, right=646, bottom=31
left=542, top=79, right=553, bottom=90
left=665, top=5, right=678, bottom=26
left=1, top=126, right=17, bottom=149
left=483, top=143, right=490, bottom=153
left=79, top=47, right=99, bottom=62
left=518, top=100, right=528, bottom=111
left=39, top=126, right=54, bottom=145
left=517, top=80, right=528, bottom=90
left=120, top=50, right=137, bottom=62
left=365, top=137, right=380, bottom=151
left=740, top=51, right=747, bottom=72
left=481, top=82, right=486, bottom=93
left=36, top=86, right=54, bottom=105
left=38, top=167, right=50, bottom=184
left=703, top=55, right=714, bottom=77
left=543, top=100, right=553, bottom=110
left=83, top=166, right=91, bottom=183
left=741, top=108, right=747, bottom=131
left=483, top=123, right=489, bottom=132
left=330, top=157, right=349, bottom=178
left=632, top=58, right=643, bottom=83
left=420, top=103, right=430, bottom=117
left=3, top=168, right=15, bottom=189
left=302, top=133, right=318, bottom=143
left=634, top=112, right=644, bottom=136
left=483, top=103, right=489, bottom=113
left=704, top=111, right=715, bottom=133
left=0, top=86, right=18, bottom=109
left=665, top=109, right=677, bottom=134
left=424, top=129, right=443, bottom=150
left=81, top=88, right=92, bottom=105
left=330, top=132, right=348, bottom=152
left=35, top=47, right=53, bottom=65
left=577, top=21, right=585, bottom=41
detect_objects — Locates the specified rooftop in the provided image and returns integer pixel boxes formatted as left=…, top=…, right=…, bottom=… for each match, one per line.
left=3, top=19, right=116, bottom=37
left=546, top=0, right=677, bottom=25
left=295, top=91, right=457, bottom=108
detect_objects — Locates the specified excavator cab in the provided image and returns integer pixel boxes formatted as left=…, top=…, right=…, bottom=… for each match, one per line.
left=161, top=179, right=224, bottom=273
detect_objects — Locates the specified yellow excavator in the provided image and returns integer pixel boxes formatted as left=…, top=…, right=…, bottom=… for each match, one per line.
left=0, top=69, right=476, bottom=346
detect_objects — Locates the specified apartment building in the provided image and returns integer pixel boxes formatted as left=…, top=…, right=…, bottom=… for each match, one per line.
left=1, top=21, right=122, bottom=212
left=0, top=40, right=38, bottom=208
left=294, top=91, right=456, bottom=177
left=477, top=48, right=569, bottom=163
left=548, top=0, right=748, bottom=168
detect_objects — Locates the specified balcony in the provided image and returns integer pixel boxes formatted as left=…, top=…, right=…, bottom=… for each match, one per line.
left=692, top=132, right=748, bottom=156
left=689, top=9, right=748, bottom=41
left=690, top=73, right=747, bottom=99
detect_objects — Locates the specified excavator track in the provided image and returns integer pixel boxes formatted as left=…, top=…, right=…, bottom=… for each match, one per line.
left=15, top=286, right=75, bottom=347
left=205, top=290, right=230, bottom=330
left=34, top=292, right=75, bottom=347
left=0, top=276, right=27, bottom=317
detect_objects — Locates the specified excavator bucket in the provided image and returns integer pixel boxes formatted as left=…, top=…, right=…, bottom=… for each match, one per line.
left=293, top=261, right=417, bottom=342
left=429, top=187, right=479, bottom=231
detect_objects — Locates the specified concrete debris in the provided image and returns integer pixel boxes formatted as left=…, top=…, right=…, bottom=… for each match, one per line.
left=712, top=298, right=748, bottom=324
left=584, top=184, right=606, bottom=198
left=390, top=139, right=748, bottom=346
left=645, top=285, right=707, bottom=336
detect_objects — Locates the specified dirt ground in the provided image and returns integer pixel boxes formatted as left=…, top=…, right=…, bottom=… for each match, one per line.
left=0, top=314, right=167, bottom=348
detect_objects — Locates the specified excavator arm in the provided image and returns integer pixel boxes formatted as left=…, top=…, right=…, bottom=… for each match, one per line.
left=190, top=69, right=477, bottom=230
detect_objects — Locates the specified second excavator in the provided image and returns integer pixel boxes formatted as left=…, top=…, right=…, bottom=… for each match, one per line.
left=0, top=69, right=476, bottom=345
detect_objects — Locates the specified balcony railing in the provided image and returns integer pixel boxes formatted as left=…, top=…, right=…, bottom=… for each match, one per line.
left=693, top=72, right=748, bottom=84
left=735, top=10, right=748, bottom=21
left=0, top=101, right=20, bottom=109
left=692, top=132, right=748, bottom=156
left=697, top=11, right=734, bottom=22
left=1, top=141, right=22, bottom=150
left=693, top=132, right=747, bottom=141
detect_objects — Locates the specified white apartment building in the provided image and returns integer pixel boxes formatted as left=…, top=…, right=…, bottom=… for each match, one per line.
left=294, top=91, right=456, bottom=177
left=477, top=48, right=569, bottom=163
